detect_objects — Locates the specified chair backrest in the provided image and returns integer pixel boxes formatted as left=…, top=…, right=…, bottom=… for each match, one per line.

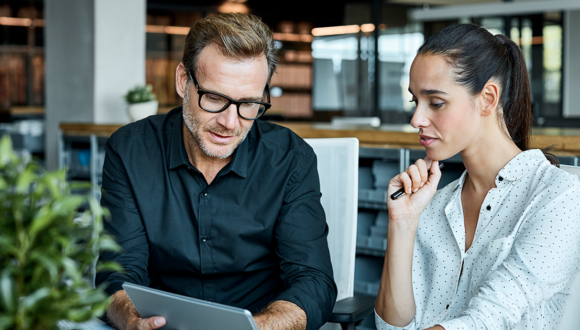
left=558, top=165, right=580, bottom=330
left=304, top=138, right=359, bottom=302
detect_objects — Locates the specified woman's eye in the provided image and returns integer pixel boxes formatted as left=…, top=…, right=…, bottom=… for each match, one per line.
left=430, top=103, right=444, bottom=109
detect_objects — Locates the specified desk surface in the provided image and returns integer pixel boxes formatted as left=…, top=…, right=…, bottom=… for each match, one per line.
left=59, top=121, right=580, bottom=157
left=58, top=319, right=112, bottom=330
left=0, top=106, right=178, bottom=116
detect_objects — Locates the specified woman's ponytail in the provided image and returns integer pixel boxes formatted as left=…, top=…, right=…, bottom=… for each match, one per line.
left=495, top=35, right=531, bottom=152
left=496, top=35, right=559, bottom=166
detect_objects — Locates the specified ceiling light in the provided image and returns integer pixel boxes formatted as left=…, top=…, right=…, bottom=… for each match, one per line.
left=311, top=25, right=360, bottom=37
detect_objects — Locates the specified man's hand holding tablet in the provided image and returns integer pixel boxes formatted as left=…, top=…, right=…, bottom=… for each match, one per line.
left=107, top=290, right=166, bottom=330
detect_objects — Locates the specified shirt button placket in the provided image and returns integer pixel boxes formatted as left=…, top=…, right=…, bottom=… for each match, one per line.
left=199, top=189, right=214, bottom=301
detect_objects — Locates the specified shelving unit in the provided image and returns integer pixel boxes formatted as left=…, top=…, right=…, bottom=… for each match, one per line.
left=57, top=127, right=111, bottom=202
left=0, top=17, right=45, bottom=110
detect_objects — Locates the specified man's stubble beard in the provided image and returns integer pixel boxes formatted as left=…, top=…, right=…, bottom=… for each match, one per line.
left=182, top=85, right=252, bottom=159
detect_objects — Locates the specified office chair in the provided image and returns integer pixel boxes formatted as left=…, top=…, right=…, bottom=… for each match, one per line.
left=305, top=138, right=375, bottom=330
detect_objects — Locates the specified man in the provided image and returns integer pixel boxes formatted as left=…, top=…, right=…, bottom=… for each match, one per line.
left=96, top=13, right=337, bottom=330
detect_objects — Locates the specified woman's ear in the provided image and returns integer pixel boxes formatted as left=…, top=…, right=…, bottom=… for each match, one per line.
left=175, top=62, right=188, bottom=99
left=479, top=80, right=500, bottom=117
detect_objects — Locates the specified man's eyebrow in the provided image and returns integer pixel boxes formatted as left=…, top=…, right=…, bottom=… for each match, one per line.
left=199, top=84, right=264, bottom=101
left=241, top=96, right=265, bottom=102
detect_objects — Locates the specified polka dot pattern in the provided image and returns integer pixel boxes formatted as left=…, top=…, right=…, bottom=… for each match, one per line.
left=376, top=150, right=580, bottom=330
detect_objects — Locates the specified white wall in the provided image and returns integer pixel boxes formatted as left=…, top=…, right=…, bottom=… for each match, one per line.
left=44, top=0, right=146, bottom=169
left=94, top=0, right=146, bottom=124
left=563, top=10, right=580, bottom=118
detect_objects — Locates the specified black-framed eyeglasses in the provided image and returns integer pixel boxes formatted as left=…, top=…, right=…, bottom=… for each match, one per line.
left=188, top=72, right=271, bottom=120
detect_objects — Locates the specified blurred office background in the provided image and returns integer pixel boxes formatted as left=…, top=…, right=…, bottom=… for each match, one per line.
left=0, top=0, right=578, bottom=169
left=1, top=2, right=579, bottom=329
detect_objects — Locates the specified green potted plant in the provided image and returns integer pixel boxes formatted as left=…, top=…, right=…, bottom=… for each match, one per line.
left=125, top=84, right=159, bottom=122
left=0, top=136, right=121, bottom=330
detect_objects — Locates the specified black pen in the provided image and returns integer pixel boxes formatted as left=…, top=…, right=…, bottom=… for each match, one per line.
left=390, top=162, right=444, bottom=200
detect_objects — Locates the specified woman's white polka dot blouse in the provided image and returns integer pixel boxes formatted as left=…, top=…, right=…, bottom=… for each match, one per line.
left=375, top=149, right=580, bottom=330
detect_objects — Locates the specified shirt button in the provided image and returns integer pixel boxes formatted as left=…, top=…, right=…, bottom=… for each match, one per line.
left=446, top=304, right=450, bottom=309
left=486, top=205, right=491, bottom=211
left=499, top=176, right=504, bottom=181
left=202, top=191, right=208, bottom=196
left=201, top=237, right=208, bottom=243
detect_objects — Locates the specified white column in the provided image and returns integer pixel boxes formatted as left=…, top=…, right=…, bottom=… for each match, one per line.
left=563, top=10, right=580, bottom=118
left=94, top=0, right=146, bottom=124
left=45, top=0, right=146, bottom=170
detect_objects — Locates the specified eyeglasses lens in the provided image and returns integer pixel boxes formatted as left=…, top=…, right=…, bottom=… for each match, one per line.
left=200, top=93, right=266, bottom=119
left=200, top=93, right=228, bottom=111
left=239, top=103, right=266, bottom=119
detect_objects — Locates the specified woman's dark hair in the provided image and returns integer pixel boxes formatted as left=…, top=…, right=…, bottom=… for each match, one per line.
left=417, top=24, right=559, bottom=166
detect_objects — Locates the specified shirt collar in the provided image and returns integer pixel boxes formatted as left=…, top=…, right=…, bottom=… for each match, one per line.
left=167, top=107, right=249, bottom=179
left=168, top=107, right=188, bottom=170
left=497, top=149, right=546, bottom=182
left=450, top=149, right=546, bottom=192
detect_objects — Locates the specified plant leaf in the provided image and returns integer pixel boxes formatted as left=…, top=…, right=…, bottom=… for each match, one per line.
left=15, top=166, right=36, bottom=193
left=96, top=261, right=124, bottom=273
left=77, top=289, right=107, bottom=305
left=0, top=135, right=14, bottom=167
left=61, top=257, right=82, bottom=282
left=0, top=271, right=15, bottom=312
left=98, top=237, right=121, bottom=253
left=22, top=287, right=51, bottom=310
left=28, top=204, right=55, bottom=241
left=0, top=315, right=14, bottom=329
left=34, top=254, right=59, bottom=280
left=66, top=308, right=93, bottom=322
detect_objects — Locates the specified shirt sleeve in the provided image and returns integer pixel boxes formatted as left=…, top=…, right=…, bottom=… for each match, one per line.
left=272, top=146, right=338, bottom=330
left=439, top=181, right=580, bottom=330
left=375, top=310, right=417, bottom=330
left=95, top=136, right=151, bottom=296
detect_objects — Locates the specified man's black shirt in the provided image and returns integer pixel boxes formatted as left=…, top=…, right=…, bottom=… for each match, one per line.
left=96, top=107, right=337, bottom=329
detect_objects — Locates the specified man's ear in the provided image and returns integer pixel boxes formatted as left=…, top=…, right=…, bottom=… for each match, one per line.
left=175, top=62, right=188, bottom=99
left=479, top=80, right=500, bottom=117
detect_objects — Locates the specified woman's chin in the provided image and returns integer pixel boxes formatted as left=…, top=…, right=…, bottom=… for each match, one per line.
left=425, top=148, right=456, bottom=163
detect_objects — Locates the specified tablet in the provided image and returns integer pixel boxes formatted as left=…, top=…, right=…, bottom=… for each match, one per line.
left=122, top=282, right=259, bottom=330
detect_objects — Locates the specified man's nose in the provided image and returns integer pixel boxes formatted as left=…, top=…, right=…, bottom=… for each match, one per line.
left=216, top=103, right=239, bottom=131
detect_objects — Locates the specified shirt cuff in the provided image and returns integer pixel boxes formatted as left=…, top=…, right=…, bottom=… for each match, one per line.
left=438, top=317, right=471, bottom=330
left=273, top=289, right=327, bottom=330
left=375, top=310, right=416, bottom=330
left=101, top=279, right=125, bottom=297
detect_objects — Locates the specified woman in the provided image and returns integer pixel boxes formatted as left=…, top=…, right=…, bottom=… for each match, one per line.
left=375, top=24, right=580, bottom=330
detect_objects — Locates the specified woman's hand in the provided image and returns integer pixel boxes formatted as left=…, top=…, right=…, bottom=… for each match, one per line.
left=376, top=158, right=441, bottom=327
left=386, top=158, right=442, bottom=226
